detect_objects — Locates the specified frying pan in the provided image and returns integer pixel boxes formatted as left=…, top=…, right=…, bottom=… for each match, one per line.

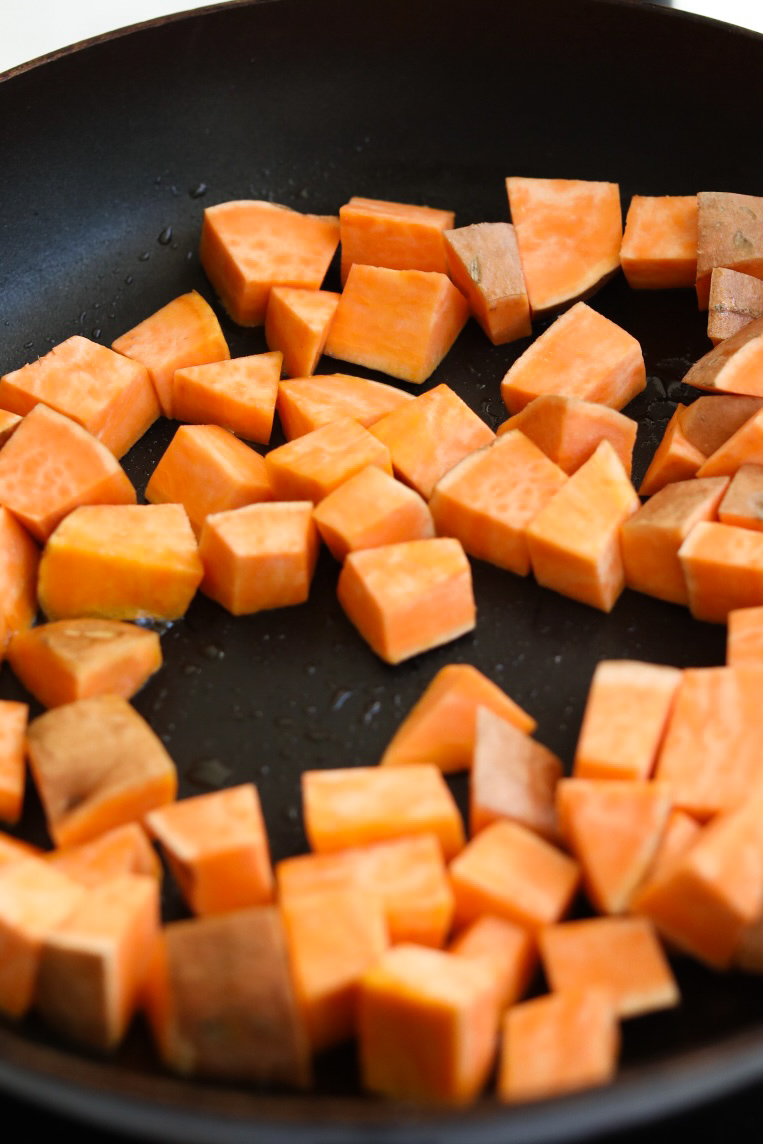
left=1, top=0, right=762, bottom=1138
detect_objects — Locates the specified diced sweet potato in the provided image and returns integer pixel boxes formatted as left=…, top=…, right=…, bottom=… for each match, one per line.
left=172, top=352, right=282, bottom=444
left=277, top=373, right=413, bottom=440
left=684, top=315, right=763, bottom=400
left=264, top=288, right=339, bottom=378
left=0, top=411, right=21, bottom=447
left=678, top=394, right=763, bottom=456
left=717, top=463, right=763, bottom=531
left=443, top=222, right=531, bottom=345
left=708, top=268, right=763, bottom=345
left=0, top=701, right=27, bottom=826
left=696, top=191, right=763, bottom=310
left=48, top=822, right=161, bottom=887
left=727, top=605, right=763, bottom=666
left=638, top=405, right=706, bottom=496
left=499, top=394, right=637, bottom=477
left=0, top=507, right=39, bottom=657
left=339, top=196, right=454, bottom=283
left=449, top=914, right=536, bottom=1012
left=696, top=406, right=763, bottom=479
left=679, top=520, right=763, bottom=621
left=312, top=465, right=434, bottom=562
left=265, top=415, right=393, bottom=504
left=620, top=195, right=697, bottom=289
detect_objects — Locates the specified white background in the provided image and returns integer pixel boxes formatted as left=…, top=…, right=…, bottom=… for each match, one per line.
left=1, top=0, right=762, bottom=75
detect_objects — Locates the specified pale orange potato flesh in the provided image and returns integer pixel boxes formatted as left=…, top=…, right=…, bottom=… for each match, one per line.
left=727, top=605, right=763, bottom=666
left=443, top=222, right=531, bottom=345
left=449, top=914, right=537, bottom=1012
left=639, top=405, right=706, bottom=496
left=0, top=833, right=40, bottom=867
left=708, top=268, right=763, bottom=344
left=265, top=415, right=392, bottom=503
left=0, top=700, right=27, bottom=826
left=145, top=424, right=273, bottom=535
left=0, top=507, right=39, bottom=656
left=324, top=264, right=470, bottom=384
left=620, top=195, right=697, bottom=289
left=312, top=464, right=434, bottom=562
left=200, top=200, right=339, bottom=328
left=678, top=394, right=763, bottom=455
left=696, top=191, right=763, bottom=310
left=630, top=809, right=702, bottom=913
left=0, top=335, right=160, bottom=458
left=172, top=352, right=282, bottom=444
left=499, top=394, right=637, bottom=477
left=679, top=520, right=763, bottom=622
left=697, top=407, right=763, bottom=478
left=684, top=314, right=763, bottom=398
left=264, top=288, right=339, bottom=379
left=0, top=411, right=21, bottom=447
left=500, top=301, right=645, bottom=415
left=112, top=290, right=229, bottom=418
left=276, top=373, right=413, bottom=440
left=506, top=177, right=622, bottom=314
left=37, top=503, right=203, bottom=623
left=339, top=196, right=454, bottom=283
left=48, top=823, right=161, bottom=887
left=717, top=463, right=763, bottom=531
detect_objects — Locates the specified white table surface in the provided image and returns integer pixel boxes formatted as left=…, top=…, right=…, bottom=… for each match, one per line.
left=1, top=0, right=762, bottom=75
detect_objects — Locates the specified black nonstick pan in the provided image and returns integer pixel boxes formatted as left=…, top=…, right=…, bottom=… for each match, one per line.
left=1, top=0, right=763, bottom=1139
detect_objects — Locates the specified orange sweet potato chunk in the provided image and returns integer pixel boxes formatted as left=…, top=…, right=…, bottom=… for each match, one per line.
left=718, top=463, right=763, bottom=531
left=727, top=605, right=763, bottom=666
left=470, top=707, right=561, bottom=841
left=265, top=416, right=392, bottom=503
left=539, top=917, right=679, bottom=1017
left=281, top=884, right=388, bottom=1051
left=684, top=315, right=763, bottom=400
left=0, top=507, right=39, bottom=656
left=449, top=914, right=536, bottom=1012
left=696, top=406, right=763, bottom=479
left=26, top=694, right=178, bottom=848
left=277, top=373, right=413, bottom=440
left=199, top=500, right=318, bottom=616
left=638, top=405, right=706, bottom=496
left=0, top=833, right=40, bottom=867
left=172, top=352, right=282, bottom=444
left=358, top=943, right=498, bottom=1105
left=370, top=383, right=495, bottom=500
left=696, top=191, right=763, bottom=310
left=277, top=833, right=454, bottom=949
left=324, top=264, right=469, bottom=384
left=429, top=430, right=567, bottom=576
left=678, top=394, right=763, bottom=456
left=339, top=196, right=454, bottom=283
left=620, top=195, right=697, bottom=289
left=499, top=394, right=637, bottom=478
left=573, top=660, right=682, bottom=782
left=0, top=335, right=160, bottom=459
left=112, top=290, right=229, bottom=418
left=0, top=411, right=21, bottom=447
left=144, top=907, right=311, bottom=1085
left=145, top=785, right=273, bottom=916
left=264, top=288, right=339, bottom=379
left=0, top=701, right=27, bottom=826
left=312, top=465, right=434, bottom=562
left=0, top=403, right=136, bottom=543
left=36, top=873, right=160, bottom=1050
left=621, top=476, right=729, bottom=606
left=500, top=301, right=645, bottom=415
left=498, top=987, right=619, bottom=1103
left=337, top=537, right=475, bottom=664
left=200, top=199, right=340, bottom=328
left=381, top=663, right=535, bottom=772
left=7, top=618, right=161, bottom=709
left=679, top=520, right=763, bottom=621
left=443, top=222, right=531, bottom=345
left=302, top=765, right=465, bottom=860
left=708, top=268, right=763, bottom=345
left=48, top=822, right=160, bottom=887
left=506, top=177, right=622, bottom=314
left=145, top=424, right=273, bottom=536
left=38, top=503, right=202, bottom=623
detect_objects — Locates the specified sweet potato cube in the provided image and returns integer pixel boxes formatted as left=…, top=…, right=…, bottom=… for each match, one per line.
left=678, top=394, right=763, bottom=455
left=0, top=411, right=21, bottom=446
left=696, top=191, right=763, bottom=309
left=638, top=405, right=706, bottom=496
left=324, top=264, right=469, bottom=385
left=145, top=784, right=273, bottom=916
left=7, top=618, right=162, bottom=709
left=620, top=477, right=729, bottom=606
left=48, top=822, right=161, bottom=887
left=265, top=416, right=392, bottom=503
left=337, top=536, right=475, bottom=664
left=654, top=665, right=763, bottom=817
left=498, top=987, right=619, bottom=1103
left=679, top=520, right=763, bottom=621
left=145, top=424, right=273, bottom=536
left=0, top=335, right=159, bottom=459
left=0, top=701, right=27, bottom=826
left=443, top=222, right=531, bottom=345
left=696, top=406, right=763, bottom=479
left=112, top=290, right=229, bottom=418
left=0, top=403, right=136, bottom=543
left=358, top=943, right=498, bottom=1105
left=0, top=857, right=85, bottom=1018
left=312, top=465, right=434, bottom=562
left=302, top=765, right=465, bottom=860
left=339, top=196, right=454, bottom=283
left=144, top=907, right=311, bottom=1085
left=498, top=394, right=637, bottom=478
left=718, top=463, right=763, bottom=531
left=26, top=694, right=177, bottom=848
left=264, top=288, right=339, bottom=379
left=0, top=833, right=40, bottom=867
left=573, top=660, right=682, bottom=781
left=526, top=440, right=639, bottom=612
left=629, top=809, right=703, bottom=913
left=37, top=503, right=202, bottom=623
left=685, top=316, right=763, bottom=401
left=36, top=873, right=160, bottom=1050
left=281, top=884, right=388, bottom=1051
left=470, top=707, right=561, bottom=841
left=276, top=834, right=455, bottom=949
left=380, top=663, right=535, bottom=772
left=506, top=177, right=622, bottom=314
left=539, top=917, right=679, bottom=1018
left=429, top=430, right=567, bottom=576
left=708, top=268, right=763, bottom=345
left=277, top=373, right=413, bottom=440
left=500, top=301, right=645, bottom=415
left=620, top=195, right=698, bottom=289
left=556, top=779, right=673, bottom=915
left=199, top=500, right=317, bottom=616
left=449, top=914, right=536, bottom=1012
left=449, top=820, right=580, bottom=932
left=727, top=605, right=763, bottom=666
left=370, top=383, right=494, bottom=500
left=171, top=352, right=282, bottom=444
left=0, top=507, right=39, bottom=656
left=200, top=199, right=340, bottom=328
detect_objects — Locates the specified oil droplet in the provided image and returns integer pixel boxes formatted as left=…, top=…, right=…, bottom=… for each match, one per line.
left=189, top=182, right=207, bottom=198
left=332, top=688, right=353, bottom=711
left=91, top=328, right=101, bottom=340
left=23, top=340, right=33, bottom=349
left=188, top=757, right=232, bottom=790
left=138, top=252, right=150, bottom=262
left=362, top=700, right=382, bottom=726
left=158, top=227, right=173, bottom=245
left=202, top=644, right=224, bottom=660
left=305, top=663, right=317, bottom=675
left=260, top=764, right=270, bottom=777
left=282, top=805, right=299, bottom=823
left=182, top=663, right=200, bottom=676
left=125, top=275, right=134, bottom=285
